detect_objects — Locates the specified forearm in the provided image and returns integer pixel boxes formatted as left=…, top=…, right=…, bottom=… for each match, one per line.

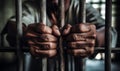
left=96, top=26, right=105, bottom=47
left=96, top=26, right=118, bottom=47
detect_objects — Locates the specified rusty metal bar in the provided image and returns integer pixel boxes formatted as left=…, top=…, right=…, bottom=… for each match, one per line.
left=15, top=0, right=23, bottom=71
left=58, top=0, right=65, bottom=71
left=40, top=0, right=47, bottom=71
left=79, top=0, right=86, bottom=23
left=74, top=0, right=87, bottom=71
left=40, top=0, right=46, bottom=24
left=105, top=0, right=112, bottom=71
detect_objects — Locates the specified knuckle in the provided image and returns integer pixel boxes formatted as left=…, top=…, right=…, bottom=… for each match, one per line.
left=90, top=24, right=96, bottom=32
left=90, top=24, right=96, bottom=29
left=91, top=40, right=95, bottom=44
left=67, top=34, right=77, bottom=41
left=42, top=44, right=51, bottom=50
left=67, top=42, right=76, bottom=48
left=86, top=39, right=95, bottom=46
left=48, top=50, right=57, bottom=57
left=90, top=40, right=95, bottom=46
left=28, top=40, right=34, bottom=44
left=37, top=43, right=50, bottom=50
left=79, top=24, right=90, bottom=32
left=72, top=34, right=77, bottom=41
left=93, top=34, right=97, bottom=39
left=39, top=42, right=57, bottom=50
left=40, top=34, right=50, bottom=41
left=36, top=24, right=52, bottom=34
left=65, top=24, right=72, bottom=28
left=77, top=49, right=87, bottom=57
left=37, top=24, right=45, bottom=32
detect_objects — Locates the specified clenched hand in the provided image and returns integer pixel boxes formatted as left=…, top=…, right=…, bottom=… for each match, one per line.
left=25, top=23, right=60, bottom=57
left=63, top=23, right=96, bottom=58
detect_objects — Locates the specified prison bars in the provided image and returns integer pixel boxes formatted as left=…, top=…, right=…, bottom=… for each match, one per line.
left=73, top=0, right=87, bottom=71
left=0, top=0, right=117, bottom=71
left=105, top=0, right=112, bottom=71
left=58, top=0, right=65, bottom=71
left=15, top=0, right=23, bottom=71
left=40, top=0, right=48, bottom=71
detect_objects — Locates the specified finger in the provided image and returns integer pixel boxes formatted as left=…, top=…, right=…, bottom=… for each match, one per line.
left=86, top=39, right=95, bottom=47
left=30, top=46, right=38, bottom=56
left=89, top=24, right=96, bottom=33
left=67, top=40, right=95, bottom=49
left=82, top=46, right=94, bottom=56
left=66, top=33, right=96, bottom=42
left=62, top=24, right=72, bottom=35
left=36, top=23, right=52, bottom=34
left=52, top=25, right=61, bottom=36
left=71, top=23, right=90, bottom=33
left=67, top=49, right=88, bottom=57
left=66, top=33, right=86, bottom=41
left=27, top=23, right=53, bottom=34
left=26, top=33, right=58, bottom=42
left=28, top=40, right=57, bottom=50
left=67, top=45, right=94, bottom=57
left=35, top=49, right=57, bottom=57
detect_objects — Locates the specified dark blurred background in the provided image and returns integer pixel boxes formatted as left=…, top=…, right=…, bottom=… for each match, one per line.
left=0, top=0, right=120, bottom=71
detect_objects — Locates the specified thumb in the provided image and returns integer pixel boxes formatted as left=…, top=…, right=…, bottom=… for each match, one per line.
left=62, top=24, right=72, bottom=35
left=52, top=25, right=61, bottom=36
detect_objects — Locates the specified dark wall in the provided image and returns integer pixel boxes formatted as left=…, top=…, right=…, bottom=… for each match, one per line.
left=0, top=0, right=27, bottom=32
left=0, top=0, right=15, bottom=32
left=0, top=0, right=27, bottom=68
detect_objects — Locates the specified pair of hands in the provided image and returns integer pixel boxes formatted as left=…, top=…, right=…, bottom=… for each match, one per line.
left=25, top=23, right=96, bottom=58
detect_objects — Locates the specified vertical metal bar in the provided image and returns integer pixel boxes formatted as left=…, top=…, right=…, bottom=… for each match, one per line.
left=59, top=0, right=65, bottom=28
left=15, top=0, right=23, bottom=71
left=40, top=0, right=46, bottom=24
left=0, top=34, right=2, bottom=47
left=58, top=0, right=65, bottom=71
left=79, top=0, right=86, bottom=23
left=105, top=0, right=112, bottom=71
left=0, top=34, right=4, bottom=47
left=67, top=55, right=71, bottom=71
left=74, top=0, right=86, bottom=71
left=0, top=34, right=3, bottom=47
left=40, top=0, right=47, bottom=71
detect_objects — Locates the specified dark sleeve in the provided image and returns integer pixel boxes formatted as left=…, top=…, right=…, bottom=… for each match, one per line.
left=9, top=1, right=36, bottom=26
left=86, top=3, right=105, bottom=29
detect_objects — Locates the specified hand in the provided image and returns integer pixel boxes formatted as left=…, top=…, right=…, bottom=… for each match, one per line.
left=63, top=23, right=96, bottom=58
left=25, top=23, right=60, bottom=58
